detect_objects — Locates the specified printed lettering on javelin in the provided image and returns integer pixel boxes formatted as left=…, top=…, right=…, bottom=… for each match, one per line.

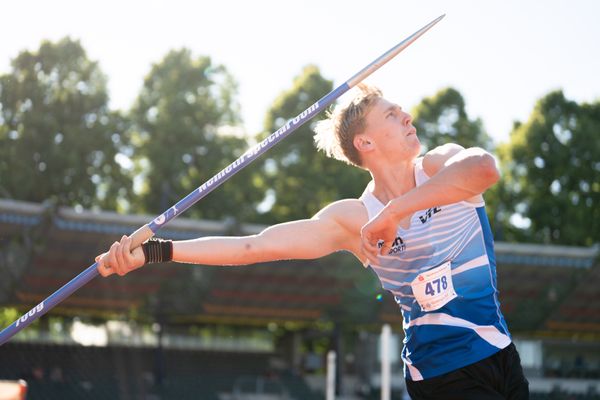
left=197, top=100, right=320, bottom=196
left=15, top=302, right=45, bottom=328
left=153, top=214, right=166, bottom=225
left=150, top=198, right=183, bottom=227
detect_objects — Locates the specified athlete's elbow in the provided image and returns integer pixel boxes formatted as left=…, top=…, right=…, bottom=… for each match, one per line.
left=476, top=151, right=500, bottom=187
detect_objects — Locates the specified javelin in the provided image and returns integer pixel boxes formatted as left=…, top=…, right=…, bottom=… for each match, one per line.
left=0, top=14, right=445, bottom=346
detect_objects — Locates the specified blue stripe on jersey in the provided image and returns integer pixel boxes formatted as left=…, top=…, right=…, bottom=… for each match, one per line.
left=476, top=206, right=496, bottom=272
left=476, top=206, right=511, bottom=336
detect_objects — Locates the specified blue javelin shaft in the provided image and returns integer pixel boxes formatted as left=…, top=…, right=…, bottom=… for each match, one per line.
left=0, top=14, right=445, bottom=346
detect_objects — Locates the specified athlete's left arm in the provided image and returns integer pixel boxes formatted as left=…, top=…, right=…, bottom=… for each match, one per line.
left=421, top=143, right=498, bottom=204
left=360, top=144, right=499, bottom=262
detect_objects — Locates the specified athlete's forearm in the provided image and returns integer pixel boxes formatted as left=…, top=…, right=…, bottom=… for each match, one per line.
left=171, top=214, right=351, bottom=267
left=388, top=149, right=499, bottom=219
left=172, top=236, right=265, bottom=266
left=97, top=230, right=291, bottom=277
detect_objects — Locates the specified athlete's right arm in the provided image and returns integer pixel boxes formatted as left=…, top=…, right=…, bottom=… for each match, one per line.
left=96, top=199, right=365, bottom=277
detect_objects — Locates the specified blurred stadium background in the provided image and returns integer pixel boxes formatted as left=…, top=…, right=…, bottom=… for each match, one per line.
left=0, top=37, right=599, bottom=399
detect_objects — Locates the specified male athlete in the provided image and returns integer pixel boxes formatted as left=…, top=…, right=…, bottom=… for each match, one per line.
left=97, top=85, right=529, bottom=399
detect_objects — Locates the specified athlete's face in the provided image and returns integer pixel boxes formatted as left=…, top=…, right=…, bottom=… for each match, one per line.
left=363, top=98, right=421, bottom=161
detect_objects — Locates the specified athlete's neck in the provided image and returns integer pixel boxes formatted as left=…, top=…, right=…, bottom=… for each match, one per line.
left=368, top=158, right=416, bottom=204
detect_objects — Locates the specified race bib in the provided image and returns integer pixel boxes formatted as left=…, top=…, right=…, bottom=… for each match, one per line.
left=410, top=261, right=457, bottom=312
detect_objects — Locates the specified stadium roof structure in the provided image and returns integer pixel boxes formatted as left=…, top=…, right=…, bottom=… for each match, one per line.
left=0, top=198, right=598, bottom=337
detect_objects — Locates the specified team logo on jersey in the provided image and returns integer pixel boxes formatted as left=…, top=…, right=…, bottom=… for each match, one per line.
left=419, top=207, right=442, bottom=224
left=378, top=236, right=406, bottom=255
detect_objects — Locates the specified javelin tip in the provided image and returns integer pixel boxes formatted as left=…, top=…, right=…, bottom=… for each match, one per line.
left=346, top=13, right=446, bottom=88
left=429, top=14, right=446, bottom=26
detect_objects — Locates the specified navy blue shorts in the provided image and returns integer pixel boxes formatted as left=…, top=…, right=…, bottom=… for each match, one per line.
left=405, top=343, right=529, bottom=399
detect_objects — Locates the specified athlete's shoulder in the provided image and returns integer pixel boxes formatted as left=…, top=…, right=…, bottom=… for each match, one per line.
left=313, top=199, right=368, bottom=233
left=311, top=199, right=368, bottom=261
left=315, top=199, right=368, bottom=223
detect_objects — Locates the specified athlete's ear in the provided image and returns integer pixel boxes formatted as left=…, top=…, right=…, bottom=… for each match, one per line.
left=354, top=134, right=374, bottom=153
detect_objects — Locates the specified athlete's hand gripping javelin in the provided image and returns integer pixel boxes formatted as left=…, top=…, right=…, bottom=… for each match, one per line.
left=96, top=236, right=145, bottom=277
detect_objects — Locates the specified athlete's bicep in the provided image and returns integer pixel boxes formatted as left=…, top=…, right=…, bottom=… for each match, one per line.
left=255, top=203, right=359, bottom=260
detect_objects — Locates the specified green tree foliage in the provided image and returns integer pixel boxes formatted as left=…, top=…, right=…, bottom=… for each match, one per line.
left=496, top=91, right=599, bottom=246
left=0, top=308, right=19, bottom=330
left=256, top=65, right=370, bottom=223
left=411, top=87, right=493, bottom=152
left=130, top=49, right=261, bottom=220
left=0, top=38, right=132, bottom=209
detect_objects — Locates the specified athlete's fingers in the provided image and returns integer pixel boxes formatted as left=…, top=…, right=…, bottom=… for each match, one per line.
left=364, top=247, right=377, bottom=263
left=363, top=231, right=381, bottom=255
left=114, top=235, right=127, bottom=276
left=380, top=242, right=392, bottom=256
left=122, top=236, right=135, bottom=269
left=364, top=242, right=379, bottom=263
left=108, top=241, right=121, bottom=276
left=361, top=233, right=381, bottom=265
left=96, top=253, right=111, bottom=277
left=362, top=244, right=379, bottom=266
left=101, top=251, right=115, bottom=277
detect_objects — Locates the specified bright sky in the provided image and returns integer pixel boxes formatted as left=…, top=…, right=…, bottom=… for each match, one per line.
left=2, top=0, right=599, bottom=144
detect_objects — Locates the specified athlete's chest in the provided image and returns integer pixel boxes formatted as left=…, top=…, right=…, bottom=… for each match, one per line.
left=388, top=206, right=445, bottom=256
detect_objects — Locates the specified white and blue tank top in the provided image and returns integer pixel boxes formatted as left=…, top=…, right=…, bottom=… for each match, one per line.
left=360, top=157, right=511, bottom=381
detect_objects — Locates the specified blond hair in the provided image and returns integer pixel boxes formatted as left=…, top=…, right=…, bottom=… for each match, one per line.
left=313, top=84, right=383, bottom=167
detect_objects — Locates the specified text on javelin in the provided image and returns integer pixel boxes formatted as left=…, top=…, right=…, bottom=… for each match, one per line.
left=197, top=101, right=320, bottom=194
